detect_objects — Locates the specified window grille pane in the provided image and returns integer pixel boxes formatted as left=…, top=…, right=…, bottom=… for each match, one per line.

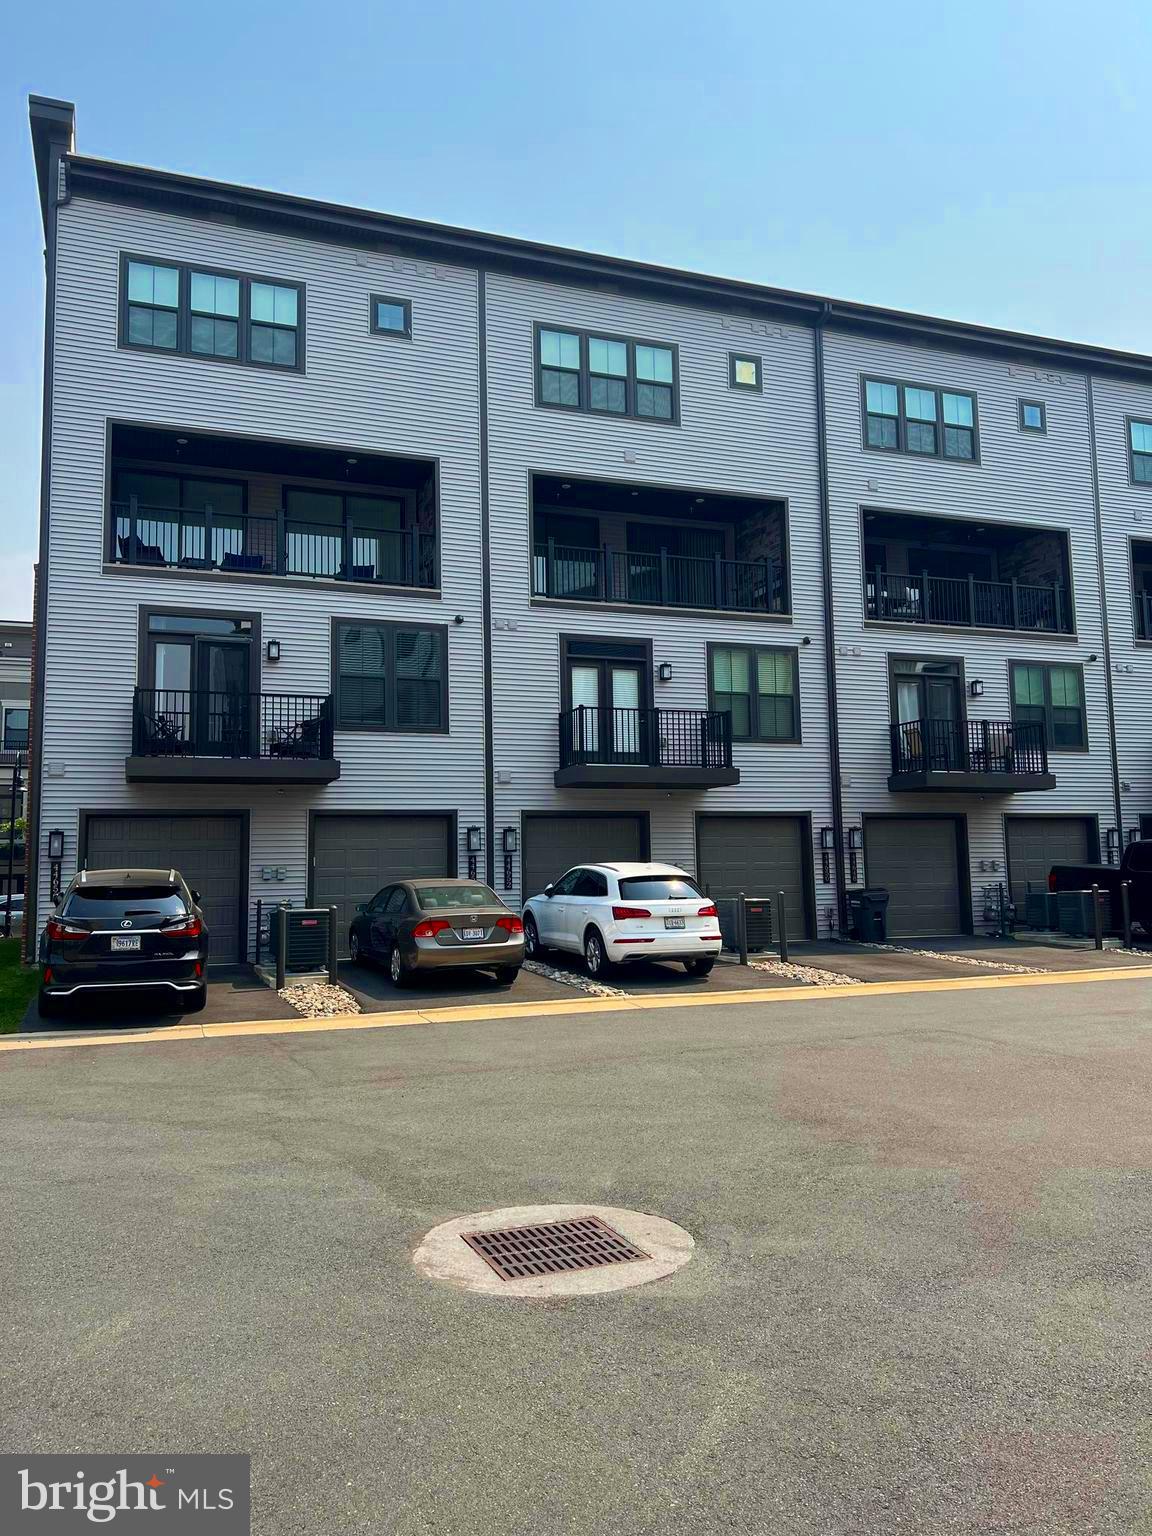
left=588, top=337, right=627, bottom=375
left=589, top=376, right=626, bottom=413
left=635, top=345, right=673, bottom=383
left=190, top=272, right=240, bottom=317
left=904, top=387, right=937, bottom=421
left=865, top=380, right=898, bottom=414
left=866, top=415, right=898, bottom=449
left=1131, top=421, right=1152, bottom=454
left=251, top=282, right=298, bottom=326
left=942, top=392, right=973, bottom=427
left=127, top=261, right=178, bottom=307
left=539, top=329, right=580, bottom=369
left=541, top=368, right=580, bottom=407
left=375, top=300, right=409, bottom=332
left=636, top=382, right=673, bottom=419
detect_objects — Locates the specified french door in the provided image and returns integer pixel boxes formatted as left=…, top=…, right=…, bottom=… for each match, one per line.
left=568, top=658, right=647, bottom=763
left=895, top=664, right=962, bottom=770
left=152, top=634, right=253, bottom=756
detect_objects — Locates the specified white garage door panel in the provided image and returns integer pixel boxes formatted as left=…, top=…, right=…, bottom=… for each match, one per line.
left=865, top=817, right=962, bottom=937
left=1006, top=817, right=1093, bottom=909
left=696, top=815, right=812, bottom=940
left=521, top=816, right=645, bottom=905
left=313, top=815, right=452, bottom=950
left=85, top=814, right=244, bottom=963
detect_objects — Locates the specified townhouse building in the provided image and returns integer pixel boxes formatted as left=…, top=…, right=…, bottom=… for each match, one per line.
left=26, top=95, right=1152, bottom=959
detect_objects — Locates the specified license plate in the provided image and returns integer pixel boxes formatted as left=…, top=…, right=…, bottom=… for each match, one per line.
left=110, top=935, right=141, bottom=951
left=664, top=916, right=685, bottom=930
left=460, top=928, right=485, bottom=942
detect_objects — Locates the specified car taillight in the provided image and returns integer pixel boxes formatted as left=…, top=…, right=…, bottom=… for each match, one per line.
left=413, top=918, right=451, bottom=938
left=163, top=917, right=202, bottom=939
left=697, top=904, right=718, bottom=917
left=1047, top=872, right=1056, bottom=892
left=496, top=915, right=524, bottom=934
left=46, top=918, right=86, bottom=941
left=612, top=906, right=652, bottom=919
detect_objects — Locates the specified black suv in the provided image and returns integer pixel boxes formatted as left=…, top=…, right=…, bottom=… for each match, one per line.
left=39, top=867, right=209, bottom=1018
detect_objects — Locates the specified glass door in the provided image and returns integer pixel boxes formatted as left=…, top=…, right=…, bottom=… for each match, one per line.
left=197, top=639, right=251, bottom=756
left=567, top=659, right=646, bottom=763
left=893, top=661, right=962, bottom=771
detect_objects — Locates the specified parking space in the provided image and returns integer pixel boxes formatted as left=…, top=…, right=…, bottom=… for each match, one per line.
left=536, top=950, right=808, bottom=995
left=337, top=959, right=578, bottom=1013
left=20, top=968, right=299, bottom=1034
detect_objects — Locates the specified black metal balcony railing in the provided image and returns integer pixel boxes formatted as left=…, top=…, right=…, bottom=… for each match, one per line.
left=132, top=689, right=334, bottom=762
left=866, top=568, right=1070, bottom=633
left=111, top=501, right=437, bottom=588
left=890, top=718, right=1049, bottom=777
left=559, top=706, right=733, bottom=770
left=533, top=542, right=786, bottom=615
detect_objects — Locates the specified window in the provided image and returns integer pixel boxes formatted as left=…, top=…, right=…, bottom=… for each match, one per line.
left=120, top=256, right=303, bottom=370
left=370, top=295, right=412, bottom=338
left=617, top=875, right=702, bottom=900
left=416, top=884, right=500, bottom=909
left=571, top=870, right=609, bottom=898
left=550, top=868, right=584, bottom=896
left=1019, top=399, right=1047, bottom=434
left=535, top=324, right=678, bottom=422
left=709, top=645, right=799, bottom=742
left=333, top=621, right=447, bottom=732
left=863, top=377, right=977, bottom=461
left=1010, top=662, right=1086, bottom=750
left=1129, top=420, right=1152, bottom=484
left=2, top=708, right=28, bottom=751
left=729, top=353, right=762, bottom=391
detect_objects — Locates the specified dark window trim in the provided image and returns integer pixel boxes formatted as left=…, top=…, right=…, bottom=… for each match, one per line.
left=886, top=651, right=967, bottom=729
left=1126, top=414, right=1152, bottom=489
left=330, top=616, right=450, bottom=734
left=707, top=641, right=802, bottom=744
left=368, top=293, right=413, bottom=340
left=559, top=633, right=654, bottom=713
left=136, top=604, right=261, bottom=689
left=1017, top=398, right=1047, bottom=434
left=1127, top=532, right=1152, bottom=643
left=860, top=373, right=980, bottom=465
left=728, top=352, right=763, bottom=392
left=533, top=321, right=680, bottom=426
left=118, top=252, right=306, bottom=373
left=1008, top=659, right=1088, bottom=754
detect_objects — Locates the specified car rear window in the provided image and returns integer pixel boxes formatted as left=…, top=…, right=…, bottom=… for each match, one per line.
left=617, top=876, right=703, bottom=901
left=416, top=884, right=501, bottom=911
left=62, top=886, right=187, bottom=919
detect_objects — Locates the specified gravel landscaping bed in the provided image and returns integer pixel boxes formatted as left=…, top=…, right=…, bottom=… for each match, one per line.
left=856, top=942, right=1051, bottom=975
left=748, top=958, right=860, bottom=986
left=522, top=959, right=627, bottom=998
left=279, top=981, right=363, bottom=1018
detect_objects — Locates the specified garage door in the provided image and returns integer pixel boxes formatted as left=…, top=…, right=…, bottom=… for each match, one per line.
left=1006, top=816, right=1094, bottom=909
left=521, top=815, right=646, bottom=904
left=84, top=814, right=245, bottom=963
left=864, top=816, right=963, bottom=937
left=313, top=814, right=452, bottom=951
left=696, top=814, right=813, bottom=940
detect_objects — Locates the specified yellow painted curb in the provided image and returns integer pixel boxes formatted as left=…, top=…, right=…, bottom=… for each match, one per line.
left=0, top=963, right=1149, bottom=1054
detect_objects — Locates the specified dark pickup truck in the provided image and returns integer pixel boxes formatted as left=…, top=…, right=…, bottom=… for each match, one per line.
left=1049, top=839, right=1152, bottom=933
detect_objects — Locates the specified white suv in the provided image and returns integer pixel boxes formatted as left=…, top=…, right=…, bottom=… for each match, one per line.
left=523, top=862, right=723, bottom=979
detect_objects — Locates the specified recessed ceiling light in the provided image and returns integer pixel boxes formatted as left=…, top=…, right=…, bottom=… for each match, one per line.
left=346, top=457, right=358, bottom=465
left=561, top=482, right=571, bottom=490
left=695, top=496, right=705, bottom=504
left=175, top=437, right=187, bottom=445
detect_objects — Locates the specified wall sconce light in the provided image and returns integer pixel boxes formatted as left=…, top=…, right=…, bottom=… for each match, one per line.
left=266, top=640, right=281, bottom=662
left=466, top=826, right=483, bottom=853
left=819, top=825, right=834, bottom=885
left=1127, top=827, right=1140, bottom=845
left=820, top=827, right=835, bottom=850
left=969, top=678, right=984, bottom=697
left=847, top=827, right=863, bottom=851
left=658, top=662, right=673, bottom=682
left=1107, top=827, right=1121, bottom=851
left=47, top=828, right=64, bottom=861
left=502, top=827, right=518, bottom=853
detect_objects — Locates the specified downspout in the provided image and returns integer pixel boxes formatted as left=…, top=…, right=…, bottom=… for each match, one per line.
left=477, top=270, right=496, bottom=885
left=812, top=304, right=849, bottom=930
left=1085, top=375, right=1124, bottom=850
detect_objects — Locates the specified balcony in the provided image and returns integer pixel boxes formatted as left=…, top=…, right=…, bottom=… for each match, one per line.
left=555, top=706, right=739, bottom=789
left=112, top=502, right=436, bottom=589
left=531, top=472, right=789, bottom=617
left=888, top=719, right=1055, bottom=793
left=127, top=689, right=339, bottom=784
left=862, top=509, right=1073, bottom=635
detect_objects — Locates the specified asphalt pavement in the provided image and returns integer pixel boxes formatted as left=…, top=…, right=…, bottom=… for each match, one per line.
left=2, top=976, right=1149, bottom=1534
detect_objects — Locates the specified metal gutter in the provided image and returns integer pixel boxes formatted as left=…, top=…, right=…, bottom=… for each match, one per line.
left=1085, top=376, right=1125, bottom=847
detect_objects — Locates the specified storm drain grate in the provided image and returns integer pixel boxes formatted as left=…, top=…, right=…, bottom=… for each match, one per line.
left=460, top=1215, right=651, bottom=1280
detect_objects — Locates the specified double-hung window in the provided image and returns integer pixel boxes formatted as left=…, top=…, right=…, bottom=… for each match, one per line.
left=709, top=645, right=799, bottom=742
left=1010, top=662, right=1086, bottom=750
left=2, top=708, right=28, bottom=751
left=536, top=326, right=678, bottom=422
left=333, top=621, right=447, bottom=732
left=121, top=257, right=303, bottom=370
left=1129, top=420, right=1152, bottom=484
left=864, top=377, right=977, bottom=461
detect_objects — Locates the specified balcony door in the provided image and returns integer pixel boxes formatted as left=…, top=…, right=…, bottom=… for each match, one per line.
left=145, top=612, right=255, bottom=758
left=564, top=637, right=651, bottom=765
left=893, top=659, right=963, bottom=771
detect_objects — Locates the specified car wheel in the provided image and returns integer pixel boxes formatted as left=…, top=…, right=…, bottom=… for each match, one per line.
left=523, top=913, right=545, bottom=959
left=584, top=928, right=611, bottom=979
left=349, top=929, right=362, bottom=965
left=37, top=990, right=67, bottom=1021
left=685, top=958, right=715, bottom=977
left=388, top=944, right=413, bottom=988
left=181, top=986, right=208, bottom=1014
left=493, top=965, right=520, bottom=985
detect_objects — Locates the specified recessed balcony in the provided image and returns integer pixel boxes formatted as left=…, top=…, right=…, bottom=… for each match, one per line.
left=888, top=719, right=1055, bottom=793
left=126, top=689, right=340, bottom=784
left=555, top=706, right=739, bottom=789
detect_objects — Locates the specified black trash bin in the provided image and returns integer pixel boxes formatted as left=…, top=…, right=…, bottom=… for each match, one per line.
left=847, top=887, right=890, bottom=941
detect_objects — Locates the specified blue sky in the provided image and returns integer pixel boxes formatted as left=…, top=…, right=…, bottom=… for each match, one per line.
left=4, top=0, right=1151, bottom=620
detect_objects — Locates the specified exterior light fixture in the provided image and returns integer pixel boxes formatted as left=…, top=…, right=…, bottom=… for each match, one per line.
left=969, top=679, right=984, bottom=697
left=848, top=827, right=864, bottom=851
left=820, top=827, right=835, bottom=851
left=502, top=827, right=518, bottom=853
left=266, top=640, right=281, bottom=662
left=1107, top=827, right=1121, bottom=851
left=47, top=828, right=64, bottom=861
left=466, top=826, right=483, bottom=853
left=658, top=662, right=673, bottom=682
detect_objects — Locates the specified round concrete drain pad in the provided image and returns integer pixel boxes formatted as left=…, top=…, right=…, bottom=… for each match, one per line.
left=413, top=1203, right=694, bottom=1299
